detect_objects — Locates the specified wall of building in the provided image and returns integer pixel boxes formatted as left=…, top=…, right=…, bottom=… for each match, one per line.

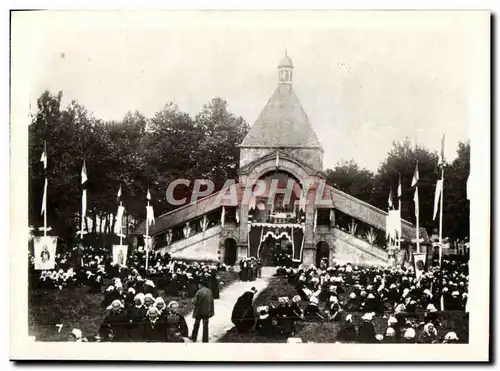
left=240, top=147, right=323, bottom=172
left=332, top=228, right=389, bottom=266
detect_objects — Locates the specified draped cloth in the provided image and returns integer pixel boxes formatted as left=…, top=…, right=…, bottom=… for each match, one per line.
left=248, top=224, right=305, bottom=261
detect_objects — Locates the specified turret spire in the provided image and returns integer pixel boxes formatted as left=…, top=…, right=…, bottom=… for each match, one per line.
left=278, top=52, right=293, bottom=84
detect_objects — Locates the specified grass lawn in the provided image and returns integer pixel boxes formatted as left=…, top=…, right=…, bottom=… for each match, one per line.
left=217, top=276, right=469, bottom=343
left=28, top=270, right=239, bottom=341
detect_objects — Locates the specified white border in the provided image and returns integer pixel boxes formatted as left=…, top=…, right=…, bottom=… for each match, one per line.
left=8, top=8, right=490, bottom=362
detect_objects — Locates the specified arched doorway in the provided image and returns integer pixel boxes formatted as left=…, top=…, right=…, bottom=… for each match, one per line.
left=223, top=238, right=237, bottom=266
left=316, top=241, right=330, bottom=268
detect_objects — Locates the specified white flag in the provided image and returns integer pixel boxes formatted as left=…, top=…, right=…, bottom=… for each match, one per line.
left=117, top=185, right=122, bottom=200
left=115, top=205, right=125, bottom=235
left=146, top=205, right=155, bottom=226
left=413, top=186, right=419, bottom=219
left=41, top=178, right=47, bottom=216
left=40, top=142, right=47, bottom=170
left=81, top=159, right=88, bottom=184
left=411, top=162, right=419, bottom=187
left=433, top=179, right=443, bottom=220
left=221, top=206, right=225, bottom=227
left=147, top=188, right=151, bottom=201
left=82, top=189, right=87, bottom=218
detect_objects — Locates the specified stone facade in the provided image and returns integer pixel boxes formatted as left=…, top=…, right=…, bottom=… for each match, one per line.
left=143, top=54, right=417, bottom=267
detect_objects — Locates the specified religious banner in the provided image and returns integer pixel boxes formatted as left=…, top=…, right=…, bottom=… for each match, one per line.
left=413, top=252, right=426, bottom=280
left=395, top=248, right=406, bottom=267
left=33, top=236, right=58, bottom=270
left=112, top=245, right=128, bottom=266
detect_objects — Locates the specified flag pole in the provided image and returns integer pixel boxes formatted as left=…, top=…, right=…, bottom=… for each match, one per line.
left=119, top=200, right=123, bottom=246
left=416, top=185, right=420, bottom=253
left=145, top=198, right=150, bottom=272
left=438, top=166, right=444, bottom=266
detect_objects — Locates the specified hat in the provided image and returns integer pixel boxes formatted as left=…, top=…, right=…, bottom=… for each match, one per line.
left=349, top=293, right=357, bottom=299
left=451, top=291, right=460, bottom=297
left=110, top=299, right=124, bottom=310
left=154, top=297, right=166, bottom=308
left=361, top=313, right=374, bottom=321
left=71, top=328, right=82, bottom=340
left=367, top=293, right=375, bottom=299
left=134, top=293, right=145, bottom=303
left=345, top=314, right=353, bottom=322
left=385, top=327, right=396, bottom=337
left=375, top=334, right=384, bottom=341
left=444, top=332, right=459, bottom=341
left=145, top=280, right=155, bottom=288
left=310, top=296, right=319, bottom=305
left=292, top=295, right=301, bottom=303
left=387, top=316, right=398, bottom=326
left=146, top=307, right=160, bottom=318
left=404, top=328, right=416, bottom=339
left=167, top=301, right=179, bottom=310
left=106, top=285, right=115, bottom=292
left=248, top=287, right=258, bottom=294
left=257, top=306, right=270, bottom=320
left=426, top=304, right=438, bottom=312
left=144, top=293, right=154, bottom=301
left=330, top=296, right=338, bottom=303
left=395, top=303, right=406, bottom=313
left=128, top=287, right=136, bottom=295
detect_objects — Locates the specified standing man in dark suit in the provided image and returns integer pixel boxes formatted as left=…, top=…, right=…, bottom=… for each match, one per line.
left=190, top=278, right=214, bottom=343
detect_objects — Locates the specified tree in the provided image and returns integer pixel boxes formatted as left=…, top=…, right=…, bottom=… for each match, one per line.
left=373, top=139, right=441, bottom=233
left=194, top=98, right=250, bottom=189
left=443, top=141, right=470, bottom=240
left=325, top=160, right=376, bottom=204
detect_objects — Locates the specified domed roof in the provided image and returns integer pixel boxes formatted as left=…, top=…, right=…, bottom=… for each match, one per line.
left=278, top=53, right=293, bottom=68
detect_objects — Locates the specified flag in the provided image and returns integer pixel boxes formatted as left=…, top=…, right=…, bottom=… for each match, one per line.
left=411, top=162, right=419, bottom=187
left=40, top=142, right=47, bottom=170
left=221, top=206, right=225, bottom=226
left=438, top=133, right=446, bottom=166
left=41, top=178, right=47, bottom=216
left=433, top=179, right=443, bottom=220
left=276, top=151, right=280, bottom=168
left=146, top=188, right=151, bottom=201
left=115, top=205, right=125, bottom=235
left=388, top=186, right=393, bottom=209
left=117, top=185, right=122, bottom=200
left=81, top=159, right=87, bottom=184
left=413, top=186, right=419, bottom=218
left=397, top=173, right=402, bottom=198
left=82, top=189, right=87, bottom=218
left=146, top=205, right=155, bottom=226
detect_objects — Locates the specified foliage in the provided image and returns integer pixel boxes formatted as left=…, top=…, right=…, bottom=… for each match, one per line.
left=326, top=138, right=470, bottom=241
left=29, top=91, right=249, bottom=245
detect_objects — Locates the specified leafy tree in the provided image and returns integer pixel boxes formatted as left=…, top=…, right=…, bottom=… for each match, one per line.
left=325, top=159, right=376, bottom=204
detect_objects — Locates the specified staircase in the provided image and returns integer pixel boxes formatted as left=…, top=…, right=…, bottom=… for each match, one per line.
left=332, top=227, right=389, bottom=266
left=156, top=225, right=223, bottom=262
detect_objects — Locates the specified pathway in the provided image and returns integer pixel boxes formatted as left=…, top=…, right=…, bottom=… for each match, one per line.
left=185, top=266, right=274, bottom=342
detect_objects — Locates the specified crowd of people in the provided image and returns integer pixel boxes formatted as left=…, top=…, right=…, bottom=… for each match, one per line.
left=238, top=257, right=262, bottom=281
left=29, top=244, right=227, bottom=342
left=228, top=256, right=468, bottom=343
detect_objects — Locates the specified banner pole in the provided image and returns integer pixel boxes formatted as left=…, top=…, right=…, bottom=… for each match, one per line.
left=416, top=185, right=420, bottom=253
left=439, top=167, right=444, bottom=266
left=44, top=177, right=47, bottom=237
left=146, top=200, right=149, bottom=272
left=120, top=201, right=123, bottom=246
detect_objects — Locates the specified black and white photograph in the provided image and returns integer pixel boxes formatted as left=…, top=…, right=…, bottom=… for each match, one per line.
left=9, top=9, right=490, bottom=361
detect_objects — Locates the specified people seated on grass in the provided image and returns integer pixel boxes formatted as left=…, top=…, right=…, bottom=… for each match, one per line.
left=231, top=287, right=258, bottom=333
